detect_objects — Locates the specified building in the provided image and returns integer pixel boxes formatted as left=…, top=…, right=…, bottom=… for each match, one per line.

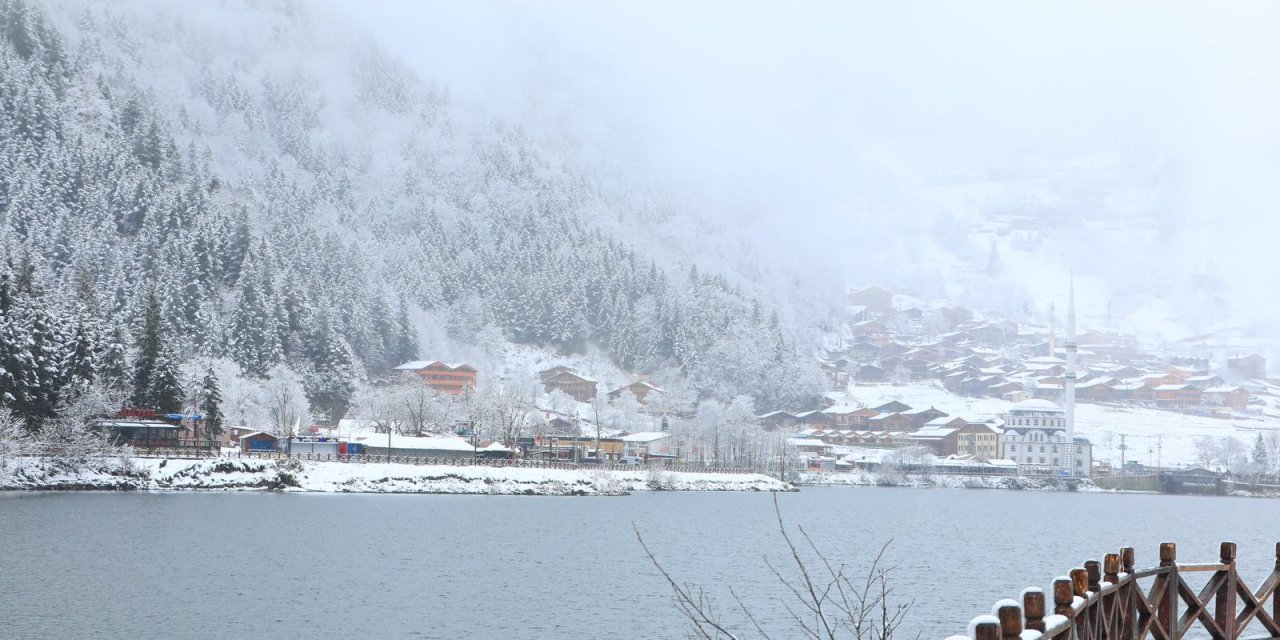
left=954, top=422, right=1004, bottom=459
left=239, top=431, right=280, bottom=453
left=1203, top=386, right=1249, bottom=411
left=1001, top=399, right=1092, bottom=476
left=540, top=367, right=598, bottom=403
left=757, top=411, right=798, bottom=431
left=393, top=361, right=477, bottom=395
left=609, top=381, right=665, bottom=405
left=1152, top=384, right=1201, bottom=410
left=1227, top=354, right=1267, bottom=380
left=621, top=432, right=677, bottom=460
left=847, top=286, right=894, bottom=315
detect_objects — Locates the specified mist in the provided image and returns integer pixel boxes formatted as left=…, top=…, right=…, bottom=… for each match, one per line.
left=327, top=0, right=1280, bottom=343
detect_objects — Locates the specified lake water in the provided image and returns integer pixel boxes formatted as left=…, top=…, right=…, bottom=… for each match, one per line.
left=2, top=488, right=1278, bottom=639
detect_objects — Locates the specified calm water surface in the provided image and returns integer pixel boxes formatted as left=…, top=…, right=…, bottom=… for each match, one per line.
left=2, top=488, right=1278, bottom=639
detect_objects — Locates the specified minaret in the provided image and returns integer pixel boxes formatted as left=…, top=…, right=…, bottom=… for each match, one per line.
left=1064, top=278, right=1077, bottom=475
left=1048, top=302, right=1056, bottom=357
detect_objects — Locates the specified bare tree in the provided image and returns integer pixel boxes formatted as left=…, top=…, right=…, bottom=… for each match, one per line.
left=637, top=495, right=912, bottom=640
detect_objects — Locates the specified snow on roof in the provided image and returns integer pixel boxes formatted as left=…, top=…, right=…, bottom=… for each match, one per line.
left=621, top=432, right=671, bottom=443
left=393, top=361, right=474, bottom=371
left=1204, top=386, right=1243, bottom=394
left=1009, top=399, right=1063, bottom=413
left=909, top=426, right=959, bottom=439
left=354, top=432, right=476, bottom=452
left=1153, top=384, right=1192, bottom=391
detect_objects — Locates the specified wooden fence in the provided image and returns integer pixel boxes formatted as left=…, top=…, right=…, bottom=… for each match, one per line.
left=954, top=542, right=1280, bottom=640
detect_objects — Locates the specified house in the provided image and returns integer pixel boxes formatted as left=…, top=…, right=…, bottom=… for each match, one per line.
left=540, top=368, right=599, bottom=401
left=239, top=431, right=280, bottom=453
left=1153, top=384, right=1201, bottom=410
left=906, top=424, right=963, bottom=456
left=394, top=361, right=477, bottom=395
left=621, top=432, right=677, bottom=460
left=609, top=381, right=665, bottom=405
left=822, top=405, right=878, bottom=429
left=794, top=410, right=834, bottom=428
left=1228, top=354, right=1267, bottom=380
left=874, top=400, right=912, bottom=413
left=1075, top=377, right=1113, bottom=402
left=98, top=419, right=186, bottom=449
left=855, top=364, right=886, bottom=383
left=847, top=286, right=894, bottom=315
left=1184, top=375, right=1224, bottom=390
left=1203, top=386, right=1249, bottom=411
left=867, top=412, right=914, bottom=431
left=540, top=367, right=599, bottom=403
left=757, top=411, right=798, bottom=431
left=851, top=320, right=888, bottom=337
left=902, top=407, right=948, bottom=429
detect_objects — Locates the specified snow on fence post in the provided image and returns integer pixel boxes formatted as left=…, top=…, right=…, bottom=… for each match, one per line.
left=1084, top=559, right=1101, bottom=594
left=971, top=616, right=1000, bottom=640
left=1216, top=542, right=1237, bottom=640
left=1156, top=542, right=1177, bottom=637
left=994, top=600, right=1022, bottom=640
left=1023, top=588, right=1045, bottom=632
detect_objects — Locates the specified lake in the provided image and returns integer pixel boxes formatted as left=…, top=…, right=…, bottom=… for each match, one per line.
left=2, top=488, right=1278, bottom=639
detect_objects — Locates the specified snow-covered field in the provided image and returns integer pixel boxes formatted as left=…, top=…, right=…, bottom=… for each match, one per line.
left=798, top=471, right=1103, bottom=492
left=844, top=382, right=1280, bottom=468
left=0, top=457, right=790, bottom=495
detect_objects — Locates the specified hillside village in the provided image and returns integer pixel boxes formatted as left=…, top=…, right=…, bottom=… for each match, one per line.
left=763, top=285, right=1280, bottom=477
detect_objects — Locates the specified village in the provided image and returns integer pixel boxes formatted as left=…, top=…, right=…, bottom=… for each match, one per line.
left=82, top=283, right=1280, bottom=484
left=766, top=285, right=1280, bottom=479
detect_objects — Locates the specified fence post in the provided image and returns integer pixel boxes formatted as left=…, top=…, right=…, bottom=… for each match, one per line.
left=1072, top=568, right=1090, bottom=640
left=1086, top=559, right=1102, bottom=593
left=996, top=603, right=1022, bottom=640
left=1120, top=547, right=1137, bottom=640
left=1054, top=577, right=1074, bottom=618
left=1024, top=589, right=1046, bottom=632
left=1216, top=542, right=1236, bottom=640
left=1104, top=553, right=1121, bottom=640
left=1157, top=542, right=1178, bottom=640
left=974, top=618, right=1000, bottom=640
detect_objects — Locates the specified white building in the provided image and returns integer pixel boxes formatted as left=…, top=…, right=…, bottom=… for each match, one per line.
left=1001, top=399, right=1092, bottom=476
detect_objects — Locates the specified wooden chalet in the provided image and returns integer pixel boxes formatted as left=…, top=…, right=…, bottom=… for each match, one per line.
left=540, top=366, right=598, bottom=403
left=394, top=360, right=477, bottom=395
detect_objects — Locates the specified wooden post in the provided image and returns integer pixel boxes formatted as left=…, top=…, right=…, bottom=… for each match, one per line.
left=997, top=603, right=1022, bottom=640
left=975, top=619, right=1000, bottom=640
left=1216, top=542, right=1236, bottom=640
left=1086, top=559, right=1102, bottom=593
left=1054, top=577, right=1074, bottom=617
left=1104, top=554, right=1121, bottom=584
left=1072, top=568, right=1091, bottom=640
left=1121, top=547, right=1137, bottom=640
left=1024, top=590, right=1046, bottom=632
left=1157, top=542, right=1178, bottom=640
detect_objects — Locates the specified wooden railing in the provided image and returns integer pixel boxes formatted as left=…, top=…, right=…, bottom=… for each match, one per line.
left=953, top=542, right=1280, bottom=640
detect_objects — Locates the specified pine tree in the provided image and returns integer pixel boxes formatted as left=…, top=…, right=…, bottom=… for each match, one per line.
left=146, top=345, right=184, bottom=414
left=198, top=367, right=224, bottom=437
left=1253, top=433, right=1268, bottom=469
left=130, top=288, right=164, bottom=408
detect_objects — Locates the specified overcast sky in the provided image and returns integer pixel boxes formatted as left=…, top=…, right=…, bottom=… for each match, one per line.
left=322, top=1, right=1280, bottom=330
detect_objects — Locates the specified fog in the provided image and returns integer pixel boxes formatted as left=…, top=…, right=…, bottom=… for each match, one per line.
left=327, top=0, right=1280, bottom=342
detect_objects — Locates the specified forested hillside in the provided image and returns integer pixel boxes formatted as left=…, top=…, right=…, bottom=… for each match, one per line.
left=0, top=0, right=822, bottom=429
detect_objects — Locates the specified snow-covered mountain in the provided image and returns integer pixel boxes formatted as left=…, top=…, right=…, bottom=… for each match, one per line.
left=0, top=0, right=824, bottom=424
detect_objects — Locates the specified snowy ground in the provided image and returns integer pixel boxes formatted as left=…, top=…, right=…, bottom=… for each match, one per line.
left=797, top=470, right=1102, bottom=492
left=0, top=456, right=791, bottom=495
left=843, top=382, right=1280, bottom=468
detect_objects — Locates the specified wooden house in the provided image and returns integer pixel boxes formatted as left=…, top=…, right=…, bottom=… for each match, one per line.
left=847, top=286, right=894, bottom=315
left=1153, top=384, right=1201, bottom=410
left=1203, top=386, right=1249, bottom=411
left=394, top=361, right=477, bottom=395
left=541, top=367, right=599, bottom=403
left=608, top=381, right=665, bottom=405
left=1228, top=354, right=1267, bottom=380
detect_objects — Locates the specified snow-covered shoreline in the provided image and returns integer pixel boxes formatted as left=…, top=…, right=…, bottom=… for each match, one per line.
left=0, top=457, right=792, bottom=495
left=797, top=471, right=1104, bottom=492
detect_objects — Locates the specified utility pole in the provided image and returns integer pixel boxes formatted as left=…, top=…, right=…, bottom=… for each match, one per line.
left=1119, top=434, right=1127, bottom=471
left=1156, top=434, right=1163, bottom=470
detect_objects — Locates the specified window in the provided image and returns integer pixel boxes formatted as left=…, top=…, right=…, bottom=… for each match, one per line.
left=1039, top=457, right=1045, bottom=464
left=1009, top=445, right=1016, bottom=452
left=1076, top=446, right=1082, bottom=454
left=1039, top=445, right=1045, bottom=453
left=1052, top=458, right=1059, bottom=466
left=1076, top=459, right=1083, bottom=467
left=1052, top=445, right=1058, bottom=453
